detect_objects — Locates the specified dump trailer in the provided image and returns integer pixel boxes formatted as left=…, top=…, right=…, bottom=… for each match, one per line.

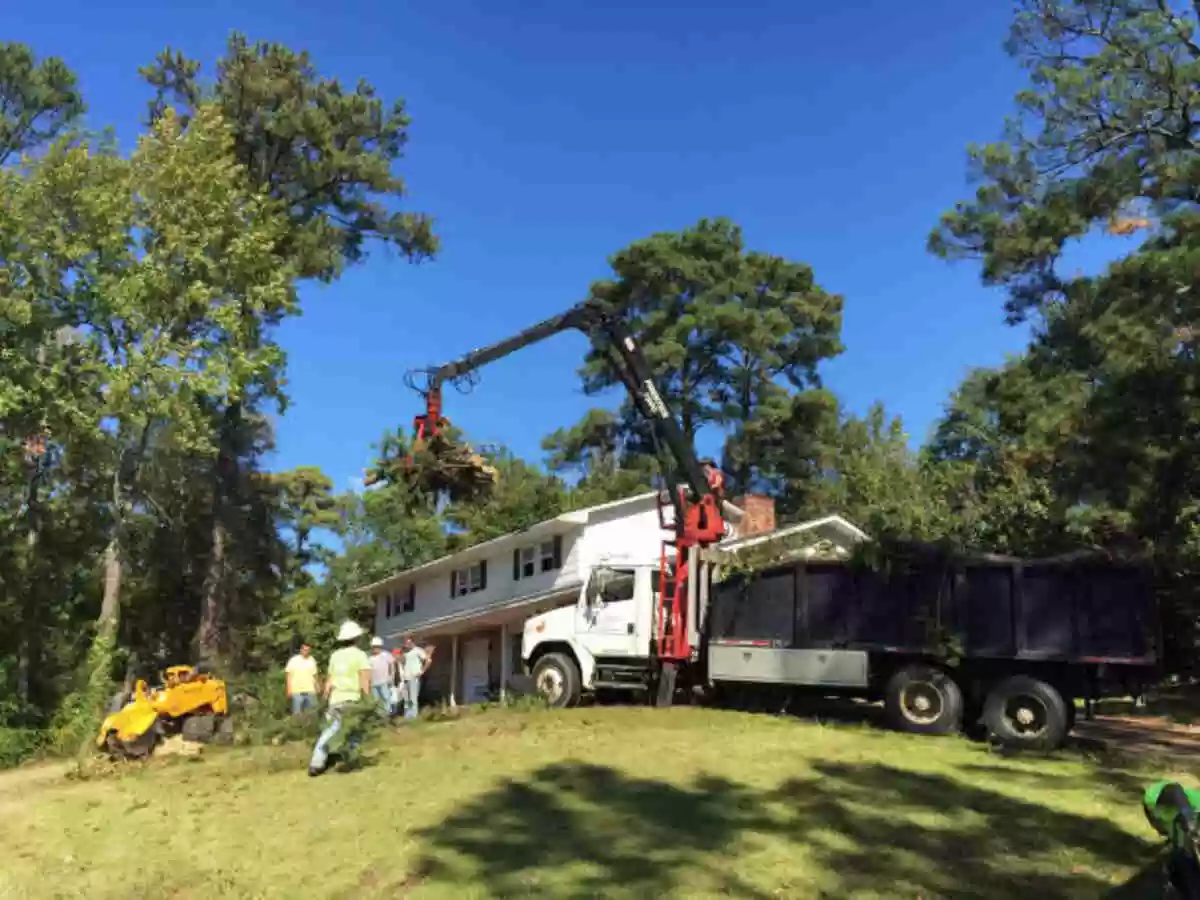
left=522, top=548, right=1159, bottom=750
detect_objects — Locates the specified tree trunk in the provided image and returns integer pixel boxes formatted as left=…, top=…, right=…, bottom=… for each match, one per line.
left=97, top=536, right=122, bottom=644
left=17, top=346, right=51, bottom=707
left=197, top=401, right=242, bottom=667
left=16, top=489, right=40, bottom=707
left=70, top=535, right=123, bottom=756
left=196, top=517, right=227, bottom=665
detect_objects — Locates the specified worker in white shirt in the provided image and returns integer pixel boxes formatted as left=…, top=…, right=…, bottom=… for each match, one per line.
left=401, top=637, right=431, bottom=719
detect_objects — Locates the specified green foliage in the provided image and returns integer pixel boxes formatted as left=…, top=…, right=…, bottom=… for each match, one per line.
left=0, top=34, right=438, bottom=752
left=542, top=408, right=657, bottom=507
left=140, top=32, right=437, bottom=280
left=0, top=727, right=42, bottom=769
left=0, top=42, right=84, bottom=163
left=929, top=0, right=1200, bottom=322
left=579, top=217, right=843, bottom=497
left=444, top=448, right=568, bottom=548
left=269, top=466, right=343, bottom=583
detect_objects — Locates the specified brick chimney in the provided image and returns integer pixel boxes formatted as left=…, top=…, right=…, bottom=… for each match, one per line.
left=732, top=494, right=776, bottom=538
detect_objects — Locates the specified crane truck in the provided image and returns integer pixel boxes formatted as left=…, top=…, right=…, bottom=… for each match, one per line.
left=406, top=299, right=1160, bottom=750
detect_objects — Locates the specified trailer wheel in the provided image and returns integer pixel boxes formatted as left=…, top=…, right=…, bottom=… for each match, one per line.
left=983, top=675, right=1069, bottom=751
left=884, top=664, right=964, bottom=735
left=532, top=653, right=581, bottom=709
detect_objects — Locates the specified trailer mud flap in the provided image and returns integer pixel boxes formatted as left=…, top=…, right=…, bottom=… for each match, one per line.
left=708, top=645, right=869, bottom=688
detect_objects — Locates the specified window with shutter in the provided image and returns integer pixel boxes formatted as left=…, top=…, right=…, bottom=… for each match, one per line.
left=540, top=539, right=559, bottom=573
left=452, top=564, right=487, bottom=595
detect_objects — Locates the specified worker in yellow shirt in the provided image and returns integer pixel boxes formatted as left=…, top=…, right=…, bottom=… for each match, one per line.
left=308, top=620, right=372, bottom=776
left=285, top=643, right=320, bottom=715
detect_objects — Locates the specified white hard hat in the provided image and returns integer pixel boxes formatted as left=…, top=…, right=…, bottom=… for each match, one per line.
left=336, top=620, right=365, bottom=641
left=370, top=636, right=384, bottom=648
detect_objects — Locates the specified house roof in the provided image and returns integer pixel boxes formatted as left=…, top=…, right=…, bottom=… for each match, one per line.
left=719, top=514, right=869, bottom=552
left=355, top=490, right=748, bottom=596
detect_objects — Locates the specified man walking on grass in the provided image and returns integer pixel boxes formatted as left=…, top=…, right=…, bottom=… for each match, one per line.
left=285, top=643, right=319, bottom=715
left=309, top=620, right=372, bottom=777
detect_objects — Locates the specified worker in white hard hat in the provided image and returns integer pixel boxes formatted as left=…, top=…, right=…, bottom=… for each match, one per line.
left=309, top=620, right=372, bottom=776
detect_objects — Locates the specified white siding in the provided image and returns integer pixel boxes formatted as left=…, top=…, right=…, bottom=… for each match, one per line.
left=374, top=531, right=582, bottom=634
left=574, top=502, right=667, bottom=570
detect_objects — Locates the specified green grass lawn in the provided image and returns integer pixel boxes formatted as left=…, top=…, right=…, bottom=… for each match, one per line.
left=0, top=706, right=1193, bottom=899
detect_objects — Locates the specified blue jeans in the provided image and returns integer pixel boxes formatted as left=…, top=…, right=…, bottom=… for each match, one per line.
left=370, top=684, right=391, bottom=714
left=309, top=704, right=359, bottom=771
left=290, top=692, right=315, bottom=715
left=404, top=677, right=421, bottom=719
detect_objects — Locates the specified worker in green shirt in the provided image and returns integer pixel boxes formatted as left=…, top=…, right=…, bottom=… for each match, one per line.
left=308, top=620, right=372, bottom=776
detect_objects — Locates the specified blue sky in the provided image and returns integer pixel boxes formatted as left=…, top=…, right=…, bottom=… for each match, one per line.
left=11, top=1, right=1125, bottom=492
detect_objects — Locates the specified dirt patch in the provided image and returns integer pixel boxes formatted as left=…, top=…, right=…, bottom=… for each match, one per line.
left=1074, top=714, right=1200, bottom=765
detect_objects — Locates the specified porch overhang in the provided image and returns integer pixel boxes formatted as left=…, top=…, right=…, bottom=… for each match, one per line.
left=379, top=581, right=582, bottom=642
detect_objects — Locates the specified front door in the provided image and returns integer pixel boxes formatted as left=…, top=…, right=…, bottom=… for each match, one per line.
left=576, top=568, right=639, bottom=657
left=461, top=637, right=490, bottom=703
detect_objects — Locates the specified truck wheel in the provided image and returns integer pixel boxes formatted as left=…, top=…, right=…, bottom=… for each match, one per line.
left=884, top=664, right=964, bottom=735
left=532, top=653, right=581, bottom=709
left=983, top=675, right=1069, bottom=751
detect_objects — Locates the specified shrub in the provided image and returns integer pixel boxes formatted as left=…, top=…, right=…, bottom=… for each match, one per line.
left=0, top=727, right=44, bottom=770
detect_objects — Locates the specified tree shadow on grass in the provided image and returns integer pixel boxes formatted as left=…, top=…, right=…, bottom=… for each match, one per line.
left=958, top=761, right=1151, bottom=798
left=413, top=757, right=1160, bottom=899
left=784, top=761, right=1158, bottom=898
left=413, top=762, right=774, bottom=898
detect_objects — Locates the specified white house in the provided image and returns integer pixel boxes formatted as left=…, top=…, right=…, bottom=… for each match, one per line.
left=354, top=491, right=866, bottom=705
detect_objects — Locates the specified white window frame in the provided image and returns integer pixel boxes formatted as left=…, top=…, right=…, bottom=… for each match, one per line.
left=520, top=546, right=536, bottom=579
left=453, top=562, right=486, bottom=596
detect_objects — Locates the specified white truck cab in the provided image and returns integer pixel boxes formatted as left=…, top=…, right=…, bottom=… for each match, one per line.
left=521, top=561, right=661, bottom=707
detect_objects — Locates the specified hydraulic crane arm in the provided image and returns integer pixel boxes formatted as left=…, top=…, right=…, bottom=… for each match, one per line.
left=406, top=298, right=726, bottom=672
left=406, top=299, right=719, bottom=512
